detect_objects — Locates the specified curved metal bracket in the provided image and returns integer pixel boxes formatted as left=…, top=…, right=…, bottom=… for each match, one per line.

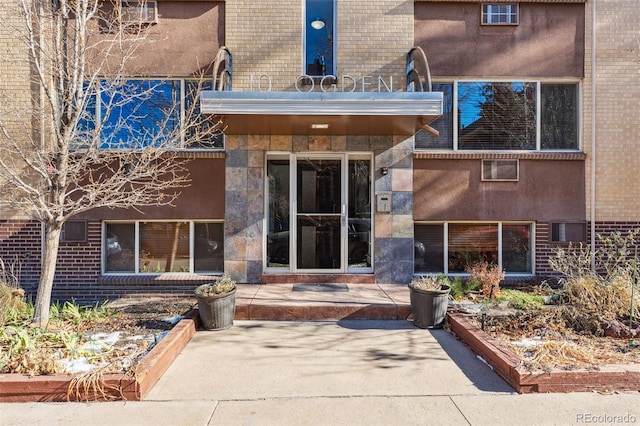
left=406, top=46, right=432, bottom=93
left=211, top=46, right=232, bottom=91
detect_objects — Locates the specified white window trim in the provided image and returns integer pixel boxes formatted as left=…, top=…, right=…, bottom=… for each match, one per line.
left=120, top=0, right=158, bottom=24
left=481, top=3, right=519, bottom=26
left=102, top=220, right=224, bottom=275
left=428, top=79, right=582, bottom=153
left=415, top=221, right=536, bottom=276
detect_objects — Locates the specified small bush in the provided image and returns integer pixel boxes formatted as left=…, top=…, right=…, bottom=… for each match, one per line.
left=549, top=228, right=640, bottom=336
left=449, top=276, right=479, bottom=300
left=493, top=289, right=545, bottom=310
left=466, top=262, right=505, bottom=299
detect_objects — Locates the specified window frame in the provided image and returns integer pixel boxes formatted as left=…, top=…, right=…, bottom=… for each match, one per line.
left=81, top=78, right=224, bottom=151
left=304, top=0, right=336, bottom=77
left=414, top=221, right=535, bottom=276
left=102, top=220, right=224, bottom=275
left=120, top=0, right=158, bottom=24
left=415, top=79, right=581, bottom=152
left=481, top=3, right=519, bottom=26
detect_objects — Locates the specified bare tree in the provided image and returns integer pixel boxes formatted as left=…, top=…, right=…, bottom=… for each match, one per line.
left=0, top=0, right=218, bottom=325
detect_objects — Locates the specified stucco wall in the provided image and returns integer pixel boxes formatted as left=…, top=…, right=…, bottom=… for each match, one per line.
left=94, top=1, right=224, bottom=76
left=79, top=157, right=226, bottom=220
left=415, top=2, right=585, bottom=78
left=413, top=157, right=586, bottom=221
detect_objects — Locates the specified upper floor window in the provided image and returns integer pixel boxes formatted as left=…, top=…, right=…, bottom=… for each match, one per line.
left=305, top=0, right=335, bottom=77
left=482, top=3, right=518, bottom=25
left=120, top=0, right=158, bottom=24
left=416, top=81, right=579, bottom=151
left=79, top=79, right=223, bottom=150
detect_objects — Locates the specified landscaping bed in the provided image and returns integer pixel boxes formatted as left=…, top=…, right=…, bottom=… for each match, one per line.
left=448, top=312, right=640, bottom=393
left=0, top=298, right=198, bottom=402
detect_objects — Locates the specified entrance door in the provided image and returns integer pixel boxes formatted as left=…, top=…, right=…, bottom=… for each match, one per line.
left=266, top=153, right=372, bottom=273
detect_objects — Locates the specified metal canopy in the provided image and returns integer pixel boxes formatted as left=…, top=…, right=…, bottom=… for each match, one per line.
left=200, top=91, right=443, bottom=136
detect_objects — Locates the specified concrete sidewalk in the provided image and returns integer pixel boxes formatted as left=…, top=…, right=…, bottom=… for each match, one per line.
left=2, top=320, right=639, bottom=425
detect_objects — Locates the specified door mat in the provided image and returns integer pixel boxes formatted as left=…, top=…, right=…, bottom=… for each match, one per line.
left=292, top=283, right=349, bottom=292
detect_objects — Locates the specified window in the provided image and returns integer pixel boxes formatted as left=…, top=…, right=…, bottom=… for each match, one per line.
left=121, top=1, right=158, bottom=24
left=79, top=79, right=223, bottom=150
left=414, top=222, right=533, bottom=274
left=61, top=220, right=87, bottom=242
left=415, top=81, right=579, bottom=151
left=305, top=0, right=335, bottom=77
left=550, top=222, right=586, bottom=243
left=482, top=3, right=518, bottom=25
left=481, top=159, right=519, bottom=181
left=103, top=221, right=224, bottom=274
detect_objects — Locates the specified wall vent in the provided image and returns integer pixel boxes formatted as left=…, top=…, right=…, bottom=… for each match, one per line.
left=550, top=222, right=586, bottom=243
left=481, top=159, right=519, bottom=181
left=60, top=220, right=87, bottom=242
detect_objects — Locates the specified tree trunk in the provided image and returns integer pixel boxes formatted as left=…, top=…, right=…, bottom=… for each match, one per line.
left=32, top=223, right=62, bottom=326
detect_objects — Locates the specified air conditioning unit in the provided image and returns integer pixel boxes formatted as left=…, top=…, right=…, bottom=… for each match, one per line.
left=481, top=159, right=519, bottom=181
left=121, top=0, right=158, bottom=24
left=60, top=220, right=88, bottom=242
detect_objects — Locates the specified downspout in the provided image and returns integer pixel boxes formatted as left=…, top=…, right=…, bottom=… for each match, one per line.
left=590, top=0, right=597, bottom=264
left=39, top=0, right=47, bottom=260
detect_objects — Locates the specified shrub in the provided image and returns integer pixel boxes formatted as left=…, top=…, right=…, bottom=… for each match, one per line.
left=549, top=228, right=640, bottom=336
left=448, top=276, right=479, bottom=300
left=494, top=289, right=545, bottom=310
left=466, top=262, right=505, bottom=299
left=0, top=258, right=28, bottom=325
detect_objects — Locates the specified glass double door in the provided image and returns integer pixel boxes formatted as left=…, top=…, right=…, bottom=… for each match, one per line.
left=266, top=153, right=372, bottom=273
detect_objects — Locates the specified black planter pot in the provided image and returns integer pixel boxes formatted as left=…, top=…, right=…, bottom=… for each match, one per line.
left=195, top=285, right=236, bottom=330
left=409, top=285, right=450, bottom=329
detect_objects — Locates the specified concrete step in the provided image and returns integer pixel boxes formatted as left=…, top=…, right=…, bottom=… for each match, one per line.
left=261, top=274, right=376, bottom=284
left=233, top=283, right=411, bottom=321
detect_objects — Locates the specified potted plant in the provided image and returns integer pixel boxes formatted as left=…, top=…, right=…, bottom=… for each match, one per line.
left=409, top=275, right=451, bottom=329
left=194, top=274, right=237, bottom=330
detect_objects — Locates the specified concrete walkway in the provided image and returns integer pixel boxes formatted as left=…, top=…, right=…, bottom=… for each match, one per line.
left=2, top=320, right=639, bottom=425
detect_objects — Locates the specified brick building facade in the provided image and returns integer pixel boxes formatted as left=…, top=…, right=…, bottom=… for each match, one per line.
left=1, top=0, right=638, bottom=302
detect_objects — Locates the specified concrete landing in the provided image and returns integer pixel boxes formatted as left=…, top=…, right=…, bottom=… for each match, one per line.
left=233, top=283, right=411, bottom=320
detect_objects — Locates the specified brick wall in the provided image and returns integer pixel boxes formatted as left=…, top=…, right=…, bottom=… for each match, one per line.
left=1, top=219, right=201, bottom=302
left=583, top=0, right=640, bottom=221
left=534, top=221, right=640, bottom=280
left=226, top=0, right=412, bottom=91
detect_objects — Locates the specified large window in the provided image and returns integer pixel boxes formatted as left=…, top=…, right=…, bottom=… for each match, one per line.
left=104, top=221, right=224, bottom=274
left=414, top=222, right=533, bottom=275
left=79, top=79, right=223, bottom=150
left=416, top=82, right=579, bottom=151
left=305, top=0, right=335, bottom=77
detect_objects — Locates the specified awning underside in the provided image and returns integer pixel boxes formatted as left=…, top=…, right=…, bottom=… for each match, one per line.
left=200, top=91, right=443, bottom=136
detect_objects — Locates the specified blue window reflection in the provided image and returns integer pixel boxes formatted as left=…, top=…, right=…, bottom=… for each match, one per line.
left=78, top=79, right=223, bottom=150
left=458, top=82, right=536, bottom=150
left=306, top=0, right=334, bottom=76
left=100, top=80, right=180, bottom=149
